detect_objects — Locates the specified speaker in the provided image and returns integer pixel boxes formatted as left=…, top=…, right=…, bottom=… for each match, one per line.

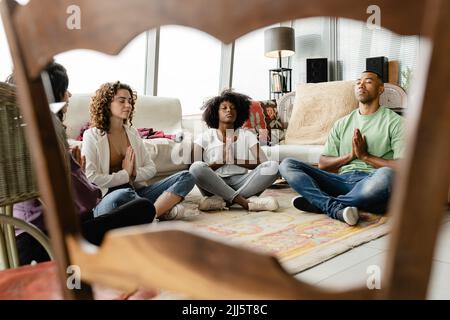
left=366, top=56, right=389, bottom=83
left=306, top=58, right=328, bottom=83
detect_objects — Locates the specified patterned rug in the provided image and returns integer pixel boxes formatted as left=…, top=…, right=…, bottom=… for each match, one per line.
left=169, top=185, right=390, bottom=275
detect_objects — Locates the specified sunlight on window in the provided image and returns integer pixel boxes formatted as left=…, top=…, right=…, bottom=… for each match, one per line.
left=55, top=33, right=147, bottom=94
left=0, top=16, right=13, bottom=81
left=291, top=17, right=331, bottom=84
left=158, top=25, right=221, bottom=115
left=233, top=25, right=278, bottom=101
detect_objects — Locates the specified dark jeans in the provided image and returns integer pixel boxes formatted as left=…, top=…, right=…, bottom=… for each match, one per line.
left=92, top=171, right=195, bottom=217
left=82, top=197, right=155, bottom=245
left=16, top=232, right=51, bottom=266
left=16, top=198, right=155, bottom=266
left=279, top=158, right=395, bottom=219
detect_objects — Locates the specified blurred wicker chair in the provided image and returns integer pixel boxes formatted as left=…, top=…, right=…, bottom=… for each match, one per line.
left=0, top=81, right=53, bottom=269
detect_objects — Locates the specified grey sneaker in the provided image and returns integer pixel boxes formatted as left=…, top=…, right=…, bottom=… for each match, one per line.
left=198, top=196, right=228, bottom=211
left=160, top=204, right=198, bottom=221
left=248, top=196, right=279, bottom=212
left=336, top=207, right=359, bottom=226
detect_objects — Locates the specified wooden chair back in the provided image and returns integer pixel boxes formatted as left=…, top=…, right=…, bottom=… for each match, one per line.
left=2, top=0, right=449, bottom=299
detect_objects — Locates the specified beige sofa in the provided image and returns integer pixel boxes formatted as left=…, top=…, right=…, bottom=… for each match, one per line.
left=65, top=94, right=192, bottom=182
left=263, top=81, right=407, bottom=165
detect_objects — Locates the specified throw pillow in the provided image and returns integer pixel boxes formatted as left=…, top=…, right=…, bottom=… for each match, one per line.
left=276, top=91, right=296, bottom=129
left=242, top=100, right=285, bottom=146
left=285, top=81, right=358, bottom=145
left=77, top=121, right=91, bottom=141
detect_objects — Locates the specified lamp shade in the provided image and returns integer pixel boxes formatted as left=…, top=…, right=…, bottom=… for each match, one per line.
left=264, top=27, right=295, bottom=58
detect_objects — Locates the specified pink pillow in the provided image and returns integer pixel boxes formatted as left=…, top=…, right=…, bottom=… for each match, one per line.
left=77, top=122, right=91, bottom=141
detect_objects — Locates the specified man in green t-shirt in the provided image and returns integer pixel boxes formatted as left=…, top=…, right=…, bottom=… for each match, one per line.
left=279, top=71, right=404, bottom=226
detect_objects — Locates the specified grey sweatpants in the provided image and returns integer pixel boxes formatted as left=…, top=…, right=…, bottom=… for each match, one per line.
left=189, top=161, right=279, bottom=202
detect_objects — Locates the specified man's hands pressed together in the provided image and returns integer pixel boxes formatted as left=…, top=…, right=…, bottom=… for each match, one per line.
left=352, top=128, right=369, bottom=161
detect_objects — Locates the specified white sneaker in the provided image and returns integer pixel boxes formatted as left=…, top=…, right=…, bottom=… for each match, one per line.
left=198, top=196, right=228, bottom=211
left=160, top=204, right=198, bottom=221
left=337, top=207, right=359, bottom=226
left=247, top=196, right=279, bottom=212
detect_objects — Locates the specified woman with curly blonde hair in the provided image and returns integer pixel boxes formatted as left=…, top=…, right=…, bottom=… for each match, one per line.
left=82, top=81, right=196, bottom=220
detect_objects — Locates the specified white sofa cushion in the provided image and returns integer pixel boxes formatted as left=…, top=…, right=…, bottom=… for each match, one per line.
left=65, top=94, right=183, bottom=140
left=144, top=138, right=191, bottom=173
left=65, top=93, right=188, bottom=180
left=262, top=144, right=324, bottom=165
left=65, top=93, right=91, bottom=140
left=132, top=95, right=183, bottom=135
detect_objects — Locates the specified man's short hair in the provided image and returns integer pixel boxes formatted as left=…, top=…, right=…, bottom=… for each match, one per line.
left=361, top=70, right=384, bottom=84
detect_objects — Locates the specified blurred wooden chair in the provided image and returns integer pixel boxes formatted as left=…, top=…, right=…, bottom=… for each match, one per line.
left=1, top=0, right=449, bottom=299
left=0, top=81, right=53, bottom=269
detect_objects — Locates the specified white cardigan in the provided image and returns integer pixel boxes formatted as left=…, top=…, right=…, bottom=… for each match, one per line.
left=82, top=126, right=157, bottom=196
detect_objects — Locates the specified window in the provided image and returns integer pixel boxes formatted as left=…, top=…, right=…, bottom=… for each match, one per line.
left=337, top=18, right=419, bottom=90
left=232, top=25, right=279, bottom=101
left=0, top=16, right=13, bottom=81
left=291, top=17, right=332, bottom=85
left=158, top=25, right=221, bottom=115
left=55, top=33, right=147, bottom=94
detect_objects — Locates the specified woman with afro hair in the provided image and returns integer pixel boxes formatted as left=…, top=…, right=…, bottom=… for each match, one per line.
left=190, top=89, right=279, bottom=212
left=82, top=81, right=196, bottom=220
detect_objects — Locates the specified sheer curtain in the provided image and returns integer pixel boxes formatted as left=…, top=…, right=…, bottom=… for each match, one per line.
left=291, top=17, right=332, bottom=85
left=232, top=24, right=279, bottom=101
left=337, top=18, right=419, bottom=90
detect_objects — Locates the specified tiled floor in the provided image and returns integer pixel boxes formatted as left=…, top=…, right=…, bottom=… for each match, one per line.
left=294, top=210, right=450, bottom=299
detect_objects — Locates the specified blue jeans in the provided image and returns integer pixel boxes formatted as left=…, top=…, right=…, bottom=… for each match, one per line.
left=93, top=170, right=195, bottom=217
left=279, top=158, right=394, bottom=219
